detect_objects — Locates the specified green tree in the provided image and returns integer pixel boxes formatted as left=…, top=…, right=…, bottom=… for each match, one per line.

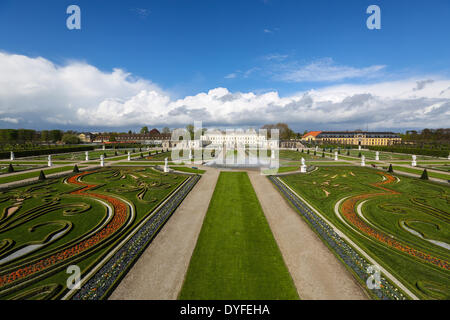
left=186, top=124, right=195, bottom=140
left=162, top=127, right=171, bottom=134
left=41, top=130, right=49, bottom=143
left=8, top=163, right=14, bottom=173
left=62, top=133, right=80, bottom=144
left=49, top=130, right=63, bottom=143
left=73, top=165, right=80, bottom=173
left=140, top=126, right=149, bottom=134
left=388, top=164, right=393, bottom=173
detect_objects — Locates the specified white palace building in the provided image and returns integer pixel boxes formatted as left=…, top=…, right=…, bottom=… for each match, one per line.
left=201, top=130, right=278, bottom=149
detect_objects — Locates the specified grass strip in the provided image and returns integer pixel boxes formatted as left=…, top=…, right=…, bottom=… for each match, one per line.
left=179, top=171, right=299, bottom=300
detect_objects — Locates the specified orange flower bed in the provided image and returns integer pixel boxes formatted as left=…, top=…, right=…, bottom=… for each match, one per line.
left=0, top=171, right=130, bottom=288
left=340, top=172, right=449, bottom=270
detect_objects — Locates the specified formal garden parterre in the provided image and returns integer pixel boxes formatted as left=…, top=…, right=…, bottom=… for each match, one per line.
left=274, top=166, right=449, bottom=299
left=0, top=166, right=198, bottom=299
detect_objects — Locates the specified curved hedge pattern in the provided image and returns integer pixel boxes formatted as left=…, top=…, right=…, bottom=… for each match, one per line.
left=0, top=171, right=131, bottom=290
left=270, top=175, right=406, bottom=300
left=71, top=174, right=200, bottom=300
left=340, top=172, right=449, bottom=270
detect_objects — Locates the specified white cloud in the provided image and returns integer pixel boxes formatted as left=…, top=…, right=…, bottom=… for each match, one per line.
left=263, top=53, right=288, bottom=61
left=131, top=8, right=150, bottom=18
left=0, top=117, right=20, bottom=124
left=224, top=73, right=237, bottom=79
left=0, top=52, right=449, bottom=130
left=277, top=58, right=386, bottom=83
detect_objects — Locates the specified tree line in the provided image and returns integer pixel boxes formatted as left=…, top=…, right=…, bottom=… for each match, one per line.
left=402, top=128, right=450, bottom=142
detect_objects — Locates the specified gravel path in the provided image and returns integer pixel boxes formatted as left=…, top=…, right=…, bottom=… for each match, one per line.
left=247, top=171, right=368, bottom=300
left=109, top=167, right=220, bottom=300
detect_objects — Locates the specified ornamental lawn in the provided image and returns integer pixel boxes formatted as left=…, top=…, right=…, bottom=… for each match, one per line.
left=179, top=171, right=298, bottom=300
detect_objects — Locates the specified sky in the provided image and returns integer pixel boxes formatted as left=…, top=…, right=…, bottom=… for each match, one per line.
left=0, top=0, right=449, bottom=133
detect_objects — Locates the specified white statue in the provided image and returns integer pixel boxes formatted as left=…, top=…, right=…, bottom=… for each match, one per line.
left=10, top=151, right=14, bottom=161
left=300, top=157, right=307, bottom=173
left=375, top=151, right=379, bottom=161
left=100, top=154, right=105, bottom=167
left=361, top=155, right=365, bottom=167
left=164, top=157, right=169, bottom=173
left=271, top=148, right=276, bottom=159
left=85, top=151, right=89, bottom=161
left=358, top=145, right=362, bottom=151
left=127, top=151, right=131, bottom=161
left=102, top=145, right=106, bottom=150
left=189, top=149, right=193, bottom=160
left=48, top=155, right=52, bottom=167
left=411, top=155, right=417, bottom=167
left=334, top=151, right=338, bottom=161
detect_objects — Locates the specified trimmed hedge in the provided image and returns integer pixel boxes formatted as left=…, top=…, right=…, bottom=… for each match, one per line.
left=0, top=145, right=95, bottom=159
left=368, top=145, right=448, bottom=158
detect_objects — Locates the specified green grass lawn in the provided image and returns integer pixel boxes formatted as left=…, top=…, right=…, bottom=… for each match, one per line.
left=263, top=166, right=300, bottom=175
left=279, top=149, right=321, bottom=161
left=279, top=167, right=450, bottom=299
left=383, top=165, right=450, bottom=180
left=343, top=149, right=438, bottom=161
left=179, top=171, right=298, bottom=300
left=0, top=166, right=77, bottom=184
left=115, top=161, right=178, bottom=165
left=169, top=166, right=206, bottom=174
left=0, top=164, right=43, bottom=175
left=0, top=161, right=77, bottom=165
left=308, top=161, right=352, bottom=165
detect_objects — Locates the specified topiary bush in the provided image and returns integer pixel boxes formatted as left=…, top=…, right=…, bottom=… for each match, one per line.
left=38, top=170, right=46, bottom=181
left=420, top=169, right=429, bottom=180
left=8, top=163, right=14, bottom=173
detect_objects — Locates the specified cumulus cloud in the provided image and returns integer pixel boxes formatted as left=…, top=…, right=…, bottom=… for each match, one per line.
left=276, top=58, right=386, bottom=83
left=413, top=79, right=434, bottom=91
left=0, top=117, right=20, bottom=124
left=0, top=52, right=449, bottom=130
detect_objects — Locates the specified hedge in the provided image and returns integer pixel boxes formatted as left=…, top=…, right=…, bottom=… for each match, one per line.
left=0, top=145, right=95, bottom=159
left=368, top=145, right=448, bottom=158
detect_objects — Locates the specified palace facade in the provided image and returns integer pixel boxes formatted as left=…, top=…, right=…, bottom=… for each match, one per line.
left=302, top=131, right=401, bottom=146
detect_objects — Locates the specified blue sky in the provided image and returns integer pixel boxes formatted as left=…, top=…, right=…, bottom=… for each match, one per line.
left=0, top=0, right=449, bottom=131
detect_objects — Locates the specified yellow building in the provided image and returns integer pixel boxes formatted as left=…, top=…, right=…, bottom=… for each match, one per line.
left=78, top=132, right=93, bottom=143
left=302, top=131, right=401, bottom=146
